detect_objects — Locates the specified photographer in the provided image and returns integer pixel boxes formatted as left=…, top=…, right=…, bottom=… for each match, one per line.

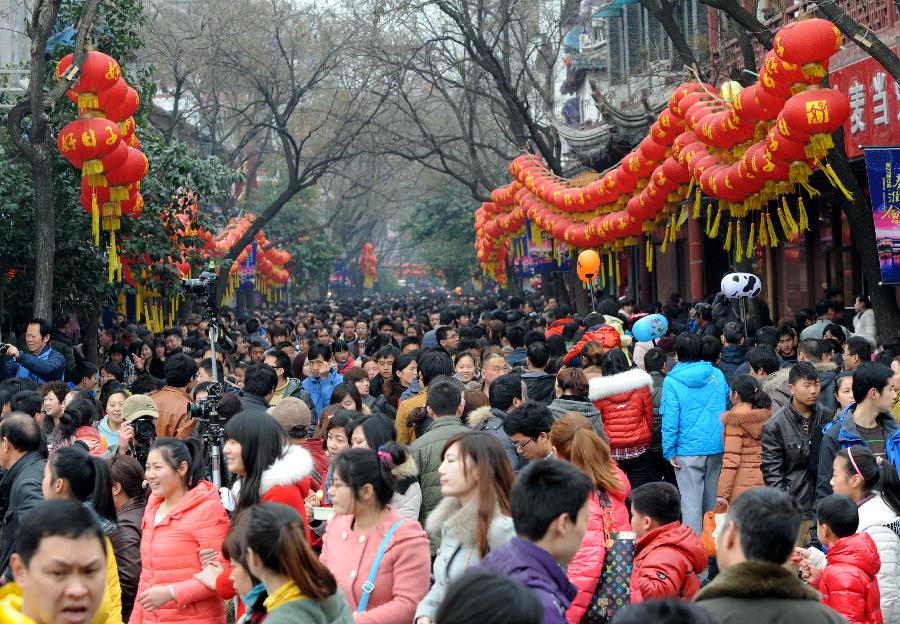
left=0, top=319, right=65, bottom=384
left=152, top=353, right=197, bottom=440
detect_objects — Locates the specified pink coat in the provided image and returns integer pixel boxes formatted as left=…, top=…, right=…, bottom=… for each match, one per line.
left=566, top=466, right=633, bottom=624
left=129, top=480, right=230, bottom=624
left=320, top=509, right=431, bottom=624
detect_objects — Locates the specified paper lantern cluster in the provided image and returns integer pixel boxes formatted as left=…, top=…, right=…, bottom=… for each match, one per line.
left=359, top=243, right=378, bottom=289
left=212, top=215, right=292, bottom=303
left=475, top=18, right=849, bottom=282
left=55, top=50, right=145, bottom=282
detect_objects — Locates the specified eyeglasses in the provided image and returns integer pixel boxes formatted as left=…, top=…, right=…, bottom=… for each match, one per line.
left=513, top=438, right=534, bottom=451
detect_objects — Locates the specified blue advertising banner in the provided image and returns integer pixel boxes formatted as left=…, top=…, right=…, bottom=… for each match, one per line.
left=239, top=242, right=257, bottom=289
left=863, top=147, right=900, bottom=284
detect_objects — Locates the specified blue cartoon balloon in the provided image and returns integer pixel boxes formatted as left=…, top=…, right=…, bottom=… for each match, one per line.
left=632, top=313, right=668, bottom=342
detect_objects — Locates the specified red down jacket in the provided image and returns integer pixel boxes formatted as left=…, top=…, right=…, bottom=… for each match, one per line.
left=566, top=466, right=632, bottom=624
left=813, top=532, right=883, bottom=624
left=632, top=521, right=708, bottom=600
left=588, top=368, right=654, bottom=449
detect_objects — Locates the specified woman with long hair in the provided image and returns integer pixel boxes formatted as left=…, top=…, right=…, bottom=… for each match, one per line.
left=550, top=412, right=631, bottom=624
left=99, top=384, right=134, bottom=457
left=715, top=374, right=771, bottom=509
left=130, top=438, right=230, bottom=623
left=414, top=432, right=515, bottom=624
left=343, top=367, right=375, bottom=408
left=246, top=503, right=352, bottom=622
left=40, top=380, right=69, bottom=448
left=43, top=444, right=123, bottom=623
left=453, top=352, right=482, bottom=392
left=108, top=454, right=149, bottom=622
left=148, top=338, right=167, bottom=380
left=547, top=368, right=605, bottom=439
left=350, top=419, right=421, bottom=520
left=384, top=354, right=417, bottom=409
left=321, top=448, right=431, bottom=623
left=828, top=446, right=900, bottom=623
left=588, top=347, right=655, bottom=489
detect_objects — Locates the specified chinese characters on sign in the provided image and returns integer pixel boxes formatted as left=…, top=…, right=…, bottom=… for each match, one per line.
left=831, top=48, right=900, bottom=158
left=239, top=242, right=257, bottom=290
left=863, top=147, right=900, bottom=284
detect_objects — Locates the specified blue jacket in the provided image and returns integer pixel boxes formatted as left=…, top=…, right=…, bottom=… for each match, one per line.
left=473, top=537, right=576, bottom=624
left=302, top=369, right=343, bottom=421
left=0, top=345, right=65, bottom=384
left=816, top=404, right=900, bottom=504
left=661, top=361, right=728, bottom=459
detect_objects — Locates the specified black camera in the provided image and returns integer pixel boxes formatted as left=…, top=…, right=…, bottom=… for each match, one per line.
left=132, top=417, right=157, bottom=444
left=183, top=269, right=218, bottom=304
left=181, top=267, right=236, bottom=355
left=0, top=344, right=10, bottom=356
left=188, top=382, right=224, bottom=425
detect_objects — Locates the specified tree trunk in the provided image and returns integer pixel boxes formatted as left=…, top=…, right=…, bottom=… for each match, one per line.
left=640, top=0, right=705, bottom=80
left=84, top=307, right=100, bottom=365
left=572, top=269, right=591, bottom=316
left=32, top=152, right=55, bottom=321
left=828, top=127, right=900, bottom=344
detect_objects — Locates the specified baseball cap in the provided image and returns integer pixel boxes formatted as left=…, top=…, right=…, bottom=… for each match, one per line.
left=268, top=398, right=311, bottom=434
left=123, top=394, right=158, bottom=424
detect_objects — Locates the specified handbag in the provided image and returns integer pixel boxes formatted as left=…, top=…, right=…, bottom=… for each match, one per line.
left=355, top=519, right=404, bottom=613
left=581, top=491, right=635, bottom=624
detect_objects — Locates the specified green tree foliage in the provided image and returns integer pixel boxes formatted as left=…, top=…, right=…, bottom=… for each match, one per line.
left=406, top=186, right=479, bottom=288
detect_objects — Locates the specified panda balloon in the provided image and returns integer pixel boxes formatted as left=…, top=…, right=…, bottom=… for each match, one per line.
left=721, top=273, right=762, bottom=299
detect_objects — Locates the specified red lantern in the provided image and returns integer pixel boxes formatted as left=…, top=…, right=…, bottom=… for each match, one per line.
left=104, top=86, right=140, bottom=122
left=57, top=117, right=121, bottom=168
left=56, top=51, right=121, bottom=106
left=774, top=19, right=842, bottom=66
left=105, top=147, right=148, bottom=201
left=781, top=88, right=850, bottom=137
left=765, top=126, right=807, bottom=163
left=639, top=135, right=667, bottom=162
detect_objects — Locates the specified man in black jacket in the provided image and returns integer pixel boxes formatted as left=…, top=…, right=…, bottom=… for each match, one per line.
left=521, top=341, right=555, bottom=406
left=239, top=363, right=277, bottom=419
left=0, top=414, right=45, bottom=582
left=761, top=362, right=833, bottom=546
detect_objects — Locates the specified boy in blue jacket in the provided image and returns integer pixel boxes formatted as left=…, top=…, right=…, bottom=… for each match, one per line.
left=301, top=343, right=343, bottom=422
left=661, top=333, right=728, bottom=535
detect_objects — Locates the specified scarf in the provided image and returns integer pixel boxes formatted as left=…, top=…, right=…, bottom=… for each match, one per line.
left=241, top=583, right=267, bottom=612
left=263, top=581, right=305, bottom=613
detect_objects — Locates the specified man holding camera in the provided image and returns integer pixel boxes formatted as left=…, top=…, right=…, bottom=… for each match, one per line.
left=0, top=319, right=65, bottom=385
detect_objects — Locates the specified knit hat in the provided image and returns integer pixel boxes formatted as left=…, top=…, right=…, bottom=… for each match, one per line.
left=268, top=397, right=312, bottom=434
left=123, top=394, right=158, bottom=424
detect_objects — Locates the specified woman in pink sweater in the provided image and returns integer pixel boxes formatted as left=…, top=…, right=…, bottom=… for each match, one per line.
left=129, top=438, right=230, bottom=624
left=321, top=443, right=431, bottom=623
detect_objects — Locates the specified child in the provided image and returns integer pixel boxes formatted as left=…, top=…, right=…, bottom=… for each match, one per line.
left=804, top=494, right=882, bottom=624
left=472, top=460, right=594, bottom=624
left=630, top=482, right=708, bottom=599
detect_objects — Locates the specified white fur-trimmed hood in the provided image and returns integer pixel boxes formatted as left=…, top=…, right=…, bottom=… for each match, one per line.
left=588, top=368, right=653, bottom=401
left=467, top=405, right=495, bottom=428
left=259, top=444, right=314, bottom=495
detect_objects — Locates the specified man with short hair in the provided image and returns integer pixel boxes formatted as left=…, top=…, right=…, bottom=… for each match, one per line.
left=435, top=326, right=459, bottom=355
left=263, top=349, right=315, bottom=412
left=247, top=340, right=265, bottom=364
left=469, top=373, right=527, bottom=473
left=163, top=328, right=184, bottom=355
left=301, top=344, right=343, bottom=422
left=369, top=346, right=397, bottom=399
left=505, top=326, right=527, bottom=369
left=843, top=336, right=873, bottom=372
left=151, top=353, right=198, bottom=439
left=504, top=403, right=555, bottom=462
left=762, top=363, right=833, bottom=543
left=630, top=482, right=707, bottom=599
left=240, top=363, right=278, bottom=419
left=395, top=351, right=454, bottom=445
left=776, top=323, right=799, bottom=363
left=3, top=499, right=108, bottom=624
left=661, top=332, right=728, bottom=535
left=818, top=362, right=899, bottom=502
left=0, top=319, right=65, bottom=384
left=473, top=460, right=593, bottom=624
left=801, top=300, right=849, bottom=341
left=521, top=341, right=555, bottom=406
left=797, top=339, right=839, bottom=411
left=718, top=322, right=747, bottom=383
left=0, top=414, right=45, bottom=582
left=695, top=487, right=845, bottom=624
left=480, top=352, right=510, bottom=397
left=73, top=362, right=99, bottom=393
left=408, top=376, right=468, bottom=535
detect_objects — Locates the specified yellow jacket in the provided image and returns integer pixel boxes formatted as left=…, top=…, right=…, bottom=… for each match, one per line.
left=0, top=536, right=122, bottom=624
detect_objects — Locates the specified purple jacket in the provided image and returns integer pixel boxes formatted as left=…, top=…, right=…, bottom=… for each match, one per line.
left=472, top=537, right=577, bottom=624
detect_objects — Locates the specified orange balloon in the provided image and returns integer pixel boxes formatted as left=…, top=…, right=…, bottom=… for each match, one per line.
left=577, top=250, right=600, bottom=281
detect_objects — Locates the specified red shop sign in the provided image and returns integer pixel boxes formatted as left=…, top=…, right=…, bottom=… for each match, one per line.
left=830, top=47, right=900, bottom=159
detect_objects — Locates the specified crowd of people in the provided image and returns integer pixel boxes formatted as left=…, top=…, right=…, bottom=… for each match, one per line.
left=0, top=287, right=897, bottom=624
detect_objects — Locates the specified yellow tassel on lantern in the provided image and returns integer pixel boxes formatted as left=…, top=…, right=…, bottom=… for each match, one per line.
left=776, top=202, right=790, bottom=238
left=767, top=212, right=779, bottom=246
left=77, top=93, right=100, bottom=109
left=615, top=255, right=620, bottom=290
left=747, top=222, right=756, bottom=257
left=607, top=253, right=614, bottom=279
left=600, top=260, right=606, bottom=289
left=822, top=163, right=854, bottom=200
left=91, top=192, right=100, bottom=246
left=782, top=198, right=799, bottom=236
left=798, top=196, right=809, bottom=232
left=710, top=206, right=724, bottom=238
left=677, top=204, right=687, bottom=231
left=724, top=221, right=733, bottom=252
left=759, top=214, right=769, bottom=247
left=693, top=190, right=702, bottom=219
left=736, top=221, right=744, bottom=263
left=648, top=243, right=654, bottom=272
